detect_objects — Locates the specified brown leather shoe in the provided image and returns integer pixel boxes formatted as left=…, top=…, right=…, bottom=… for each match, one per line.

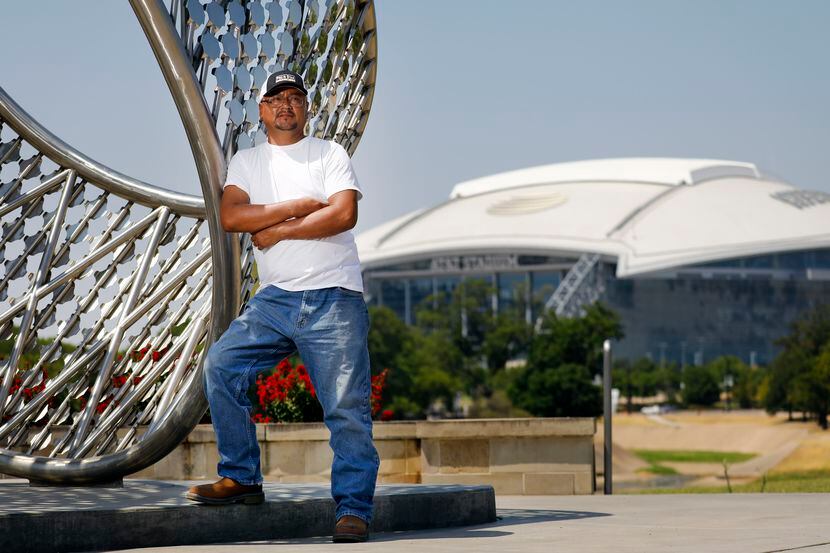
left=333, top=514, right=369, bottom=543
left=185, top=477, right=264, bottom=505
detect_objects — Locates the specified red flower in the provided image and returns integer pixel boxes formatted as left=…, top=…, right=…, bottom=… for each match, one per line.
left=96, top=397, right=112, bottom=414
left=250, top=358, right=322, bottom=423
left=151, top=347, right=168, bottom=362
left=132, top=347, right=147, bottom=362
left=380, top=409, right=394, bottom=421
left=9, top=375, right=22, bottom=395
left=370, top=369, right=389, bottom=417
left=249, top=360, right=391, bottom=424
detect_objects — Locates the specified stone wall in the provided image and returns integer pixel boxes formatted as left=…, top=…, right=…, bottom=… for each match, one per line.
left=133, top=418, right=596, bottom=495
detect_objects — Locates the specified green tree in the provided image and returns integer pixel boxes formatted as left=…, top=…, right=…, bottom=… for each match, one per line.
left=509, top=363, right=602, bottom=417
left=482, top=314, right=532, bottom=370
left=765, top=304, right=830, bottom=426
left=612, top=358, right=635, bottom=413
left=682, top=364, right=720, bottom=407
left=509, top=302, right=623, bottom=416
left=764, top=348, right=806, bottom=418
left=405, top=330, right=464, bottom=411
left=632, top=357, right=661, bottom=397
left=373, top=278, right=536, bottom=418
left=707, top=355, right=742, bottom=408
left=468, top=368, right=531, bottom=418
left=416, top=279, right=495, bottom=390
left=809, top=344, right=830, bottom=429
left=528, top=302, right=624, bottom=378
left=705, top=355, right=763, bottom=409
left=655, top=362, right=682, bottom=404
left=415, top=278, right=541, bottom=403
left=613, top=356, right=673, bottom=412
left=367, top=306, right=463, bottom=418
left=367, top=305, right=415, bottom=404
left=416, top=278, right=494, bottom=358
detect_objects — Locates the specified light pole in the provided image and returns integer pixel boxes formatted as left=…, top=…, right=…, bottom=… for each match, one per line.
left=603, top=339, right=613, bottom=495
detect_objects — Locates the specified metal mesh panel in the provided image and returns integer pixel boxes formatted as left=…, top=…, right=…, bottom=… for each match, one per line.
left=0, top=112, right=212, bottom=462
left=176, top=0, right=377, bottom=157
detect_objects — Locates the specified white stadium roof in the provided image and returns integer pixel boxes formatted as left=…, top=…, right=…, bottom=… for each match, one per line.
left=356, top=158, right=830, bottom=277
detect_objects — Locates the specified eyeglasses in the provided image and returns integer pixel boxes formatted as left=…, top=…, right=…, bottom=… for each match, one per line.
left=261, top=93, right=306, bottom=108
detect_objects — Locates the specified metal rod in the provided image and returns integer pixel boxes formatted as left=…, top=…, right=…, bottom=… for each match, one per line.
left=0, top=168, right=69, bottom=218
left=149, top=308, right=209, bottom=430
left=75, top=337, right=188, bottom=457
left=0, top=88, right=204, bottom=217
left=0, top=171, right=76, bottom=420
left=69, top=207, right=172, bottom=454
left=130, top=0, right=240, bottom=376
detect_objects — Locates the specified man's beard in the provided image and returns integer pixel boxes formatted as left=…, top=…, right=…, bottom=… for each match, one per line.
left=274, top=119, right=299, bottom=131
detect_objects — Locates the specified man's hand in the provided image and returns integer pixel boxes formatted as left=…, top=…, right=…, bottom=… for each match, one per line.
left=248, top=190, right=357, bottom=248
left=251, top=223, right=287, bottom=250
left=220, top=185, right=327, bottom=233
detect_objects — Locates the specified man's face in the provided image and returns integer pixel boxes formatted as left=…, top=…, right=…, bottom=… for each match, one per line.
left=259, top=88, right=308, bottom=132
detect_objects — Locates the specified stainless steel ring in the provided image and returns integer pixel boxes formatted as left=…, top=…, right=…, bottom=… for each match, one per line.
left=0, top=0, right=377, bottom=484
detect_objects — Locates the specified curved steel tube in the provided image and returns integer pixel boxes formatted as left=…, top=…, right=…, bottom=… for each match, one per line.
left=0, top=118, right=213, bottom=483
left=129, top=0, right=241, bottom=358
left=0, top=80, right=214, bottom=484
left=0, top=87, right=205, bottom=218
left=0, top=1, right=227, bottom=484
left=350, top=1, right=379, bottom=152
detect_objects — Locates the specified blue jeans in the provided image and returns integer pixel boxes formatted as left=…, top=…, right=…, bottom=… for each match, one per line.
left=203, top=285, right=379, bottom=523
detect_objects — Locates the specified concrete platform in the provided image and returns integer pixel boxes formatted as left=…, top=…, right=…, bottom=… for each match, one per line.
left=123, top=493, right=829, bottom=553
left=0, top=480, right=496, bottom=553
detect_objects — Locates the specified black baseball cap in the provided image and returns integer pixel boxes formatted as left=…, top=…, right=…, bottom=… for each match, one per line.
left=258, top=69, right=308, bottom=101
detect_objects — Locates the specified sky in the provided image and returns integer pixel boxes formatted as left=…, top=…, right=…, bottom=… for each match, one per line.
left=2, top=1, right=829, bottom=232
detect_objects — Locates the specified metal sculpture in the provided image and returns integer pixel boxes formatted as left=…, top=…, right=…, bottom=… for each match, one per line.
left=0, top=0, right=377, bottom=484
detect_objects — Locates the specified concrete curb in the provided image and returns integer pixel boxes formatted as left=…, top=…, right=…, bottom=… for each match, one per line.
left=0, top=481, right=496, bottom=553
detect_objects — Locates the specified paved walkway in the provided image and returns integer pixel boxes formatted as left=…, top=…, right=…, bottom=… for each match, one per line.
left=117, top=494, right=830, bottom=553
left=0, top=480, right=494, bottom=553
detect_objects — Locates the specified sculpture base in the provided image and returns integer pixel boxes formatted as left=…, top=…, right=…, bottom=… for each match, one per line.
left=28, top=479, right=123, bottom=488
left=0, top=479, right=495, bottom=553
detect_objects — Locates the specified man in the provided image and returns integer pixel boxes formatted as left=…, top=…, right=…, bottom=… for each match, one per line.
left=186, top=69, right=379, bottom=544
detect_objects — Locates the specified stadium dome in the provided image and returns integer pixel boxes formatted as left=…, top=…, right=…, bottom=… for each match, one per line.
left=357, top=158, right=830, bottom=277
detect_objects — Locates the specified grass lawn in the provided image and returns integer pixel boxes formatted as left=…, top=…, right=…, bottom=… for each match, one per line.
left=622, top=470, right=830, bottom=494
left=634, top=449, right=756, bottom=476
left=634, top=450, right=757, bottom=464
left=640, top=464, right=678, bottom=475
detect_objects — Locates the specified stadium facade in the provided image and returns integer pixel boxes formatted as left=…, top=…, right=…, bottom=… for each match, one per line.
left=355, top=158, right=830, bottom=366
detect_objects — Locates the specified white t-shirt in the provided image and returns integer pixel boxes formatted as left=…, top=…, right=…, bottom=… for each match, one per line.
left=224, top=136, right=364, bottom=292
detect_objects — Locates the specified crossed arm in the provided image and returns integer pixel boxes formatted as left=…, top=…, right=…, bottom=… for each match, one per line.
left=220, top=185, right=358, bottom=249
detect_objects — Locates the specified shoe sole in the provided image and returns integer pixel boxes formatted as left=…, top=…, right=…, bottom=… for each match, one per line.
left=332, top=533, right=369, bottom=543
left=185, top=491, right=265, bottom=505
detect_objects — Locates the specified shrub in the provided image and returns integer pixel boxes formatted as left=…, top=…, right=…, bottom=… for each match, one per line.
left=251, top=358, right=389, bottom=423
left=509, top=363, right=602, bottom=417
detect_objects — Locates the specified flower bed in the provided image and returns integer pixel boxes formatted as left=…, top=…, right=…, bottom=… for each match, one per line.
left=251, top=357, right=390, bottom=423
